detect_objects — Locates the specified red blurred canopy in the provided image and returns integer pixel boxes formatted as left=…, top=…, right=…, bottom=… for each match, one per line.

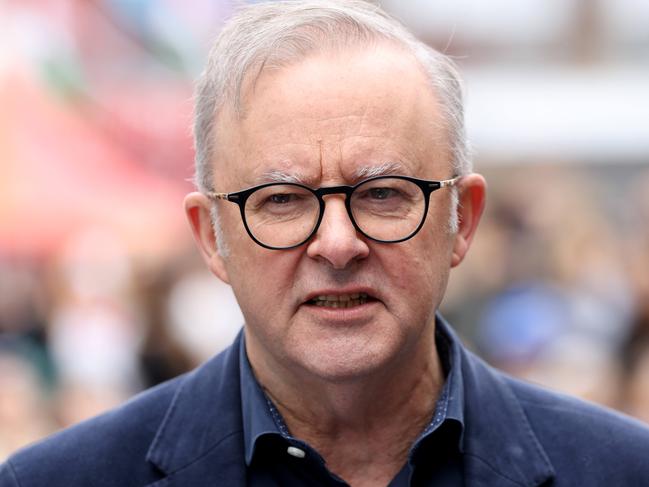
left=0, top=74, right=188, bottom=258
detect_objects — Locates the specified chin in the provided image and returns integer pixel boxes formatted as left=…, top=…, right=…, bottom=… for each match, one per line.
left=291, top=337, right=400, bottom=384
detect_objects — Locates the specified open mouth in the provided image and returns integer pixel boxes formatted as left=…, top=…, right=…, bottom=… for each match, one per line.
left=307, top=292, right=373, bottom=309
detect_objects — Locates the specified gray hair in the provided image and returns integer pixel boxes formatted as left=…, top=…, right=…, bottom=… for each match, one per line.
left=193, top=0, right=471, bottom=195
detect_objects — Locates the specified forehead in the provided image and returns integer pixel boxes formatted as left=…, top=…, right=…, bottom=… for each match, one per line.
left=214, top=44, right=450, bottom=188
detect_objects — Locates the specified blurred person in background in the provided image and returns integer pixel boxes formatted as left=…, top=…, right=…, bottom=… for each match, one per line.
left=619, top=170, right=649, bottom=423
left=0, top=345, right=55, bottom=461
left=621, top=316, right=649, bottom=423
left=3, top=1, right=649, bottom=486
left=45, top=227, right=146, bottom=426
left=460, top=167, right=632, bottom=408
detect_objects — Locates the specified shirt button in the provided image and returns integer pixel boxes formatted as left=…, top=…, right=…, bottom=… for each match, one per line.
left=287, top=446, right=306, bottom=458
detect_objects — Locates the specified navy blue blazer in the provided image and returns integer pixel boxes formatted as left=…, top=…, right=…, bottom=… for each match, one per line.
left=3, top=322, right=649, bottom=486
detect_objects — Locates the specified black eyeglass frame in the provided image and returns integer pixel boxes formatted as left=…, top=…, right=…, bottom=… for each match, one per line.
left=206, top=174, right=461, bottom=250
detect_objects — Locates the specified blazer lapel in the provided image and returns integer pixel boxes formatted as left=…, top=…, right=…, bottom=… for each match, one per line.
left=457, top=339, right=555, bottom=487
left=144, top=441, right=245, bottom=487
left=145, top=331, right=247, bottom=486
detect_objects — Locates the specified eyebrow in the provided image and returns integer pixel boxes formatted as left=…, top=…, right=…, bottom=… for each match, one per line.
left=253, top=161, right=409, bottom=187
left=254, top=170, right=310, bottom=185
left=353, top=161, right=410, bottom=180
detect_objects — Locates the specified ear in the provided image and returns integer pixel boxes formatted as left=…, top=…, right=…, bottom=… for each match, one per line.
left=451, top=173, right=486, bottom=268
left=184, top=192, right=231, bottom=284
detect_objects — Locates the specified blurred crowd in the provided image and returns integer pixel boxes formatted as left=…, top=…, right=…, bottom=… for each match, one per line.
left=0, top=232, right=245, bottom=459
left=3, top=164, right=649, bottom=459
left=443, top=164, right=649, bottom=417
left=1, top=0, right=648, bottom=460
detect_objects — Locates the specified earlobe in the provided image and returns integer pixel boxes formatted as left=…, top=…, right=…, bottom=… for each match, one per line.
left=450, top=174, right=487, bottom=268
left=451, top=237, right=468, bottom=268
left=184, top=192, right=231, bottom=284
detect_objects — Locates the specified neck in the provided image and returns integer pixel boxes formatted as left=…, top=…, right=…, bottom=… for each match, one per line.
left=247, top=325, right=444, bottom=486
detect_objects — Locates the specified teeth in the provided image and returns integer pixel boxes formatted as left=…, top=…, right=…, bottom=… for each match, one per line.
left=311, top=293, right=369, bottom=308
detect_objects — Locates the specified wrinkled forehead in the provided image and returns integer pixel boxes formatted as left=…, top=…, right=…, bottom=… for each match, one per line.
left=212, top=46, right=450, bottom=189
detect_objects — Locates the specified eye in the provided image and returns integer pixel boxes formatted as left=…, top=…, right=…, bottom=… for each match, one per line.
left=367, top=187, right=397, bottom=200
left=357, top=186, right=403, bottom=202
left=268, top=193, right=297, bottom=204
left=258, top=190, right=312, bottom=215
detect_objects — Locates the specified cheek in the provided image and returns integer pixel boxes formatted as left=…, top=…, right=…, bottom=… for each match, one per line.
left=224, top=246, right=300, bottom=322
left=382, top=229, right=453, bottom=309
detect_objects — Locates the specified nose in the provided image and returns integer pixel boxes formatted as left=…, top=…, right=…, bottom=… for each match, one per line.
left=306, top=196, right=370, bottom=269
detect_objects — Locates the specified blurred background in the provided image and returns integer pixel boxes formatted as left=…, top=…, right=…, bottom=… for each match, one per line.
left=1, top=0, right=648, bottom=459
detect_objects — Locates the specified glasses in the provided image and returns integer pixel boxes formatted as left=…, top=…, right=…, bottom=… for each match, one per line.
left=206, top=175, right=460, bottom=250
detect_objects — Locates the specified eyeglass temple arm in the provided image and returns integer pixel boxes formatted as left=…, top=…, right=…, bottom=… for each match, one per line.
left=206, top=192, right=227, bottom=201
left=436, top=176, right=462, bottom=189
left=206, top=192, right=241, bottom=202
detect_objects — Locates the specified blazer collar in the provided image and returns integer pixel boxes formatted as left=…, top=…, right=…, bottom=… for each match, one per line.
left=145, top=331, right=247, bottom=486
left=438, top=316, right=556, bottom=486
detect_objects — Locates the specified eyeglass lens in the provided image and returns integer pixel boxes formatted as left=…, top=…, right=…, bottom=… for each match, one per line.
left=243, top=177, right=427, bottom=248
left=245, top=185, right=321, bottom=248
left=350, top=177, right=425, bottom=242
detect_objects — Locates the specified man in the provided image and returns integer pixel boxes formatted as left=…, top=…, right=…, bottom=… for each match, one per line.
left=2, top=1, right=649, bottom=486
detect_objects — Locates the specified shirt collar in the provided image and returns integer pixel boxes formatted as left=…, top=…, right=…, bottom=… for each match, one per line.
left=408, top=315, right=466, bottom=461
left=239, top=333, right=287, bottom=466
left=239, top=314, right=466, bottom=466
left=435, top=314, right=465, bottom=428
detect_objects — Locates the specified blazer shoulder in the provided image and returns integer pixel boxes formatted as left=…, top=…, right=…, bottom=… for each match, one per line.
left=506, top=374, right=649, bottom=481
left=2, top=338, right=244, bottom=487
left=3, top=375, right=183, bottom=487
left=508, top=374, right=649, bottom=438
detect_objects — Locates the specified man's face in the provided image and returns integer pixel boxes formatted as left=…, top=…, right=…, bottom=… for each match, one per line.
left=190, top=45, right=482, bottom=382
